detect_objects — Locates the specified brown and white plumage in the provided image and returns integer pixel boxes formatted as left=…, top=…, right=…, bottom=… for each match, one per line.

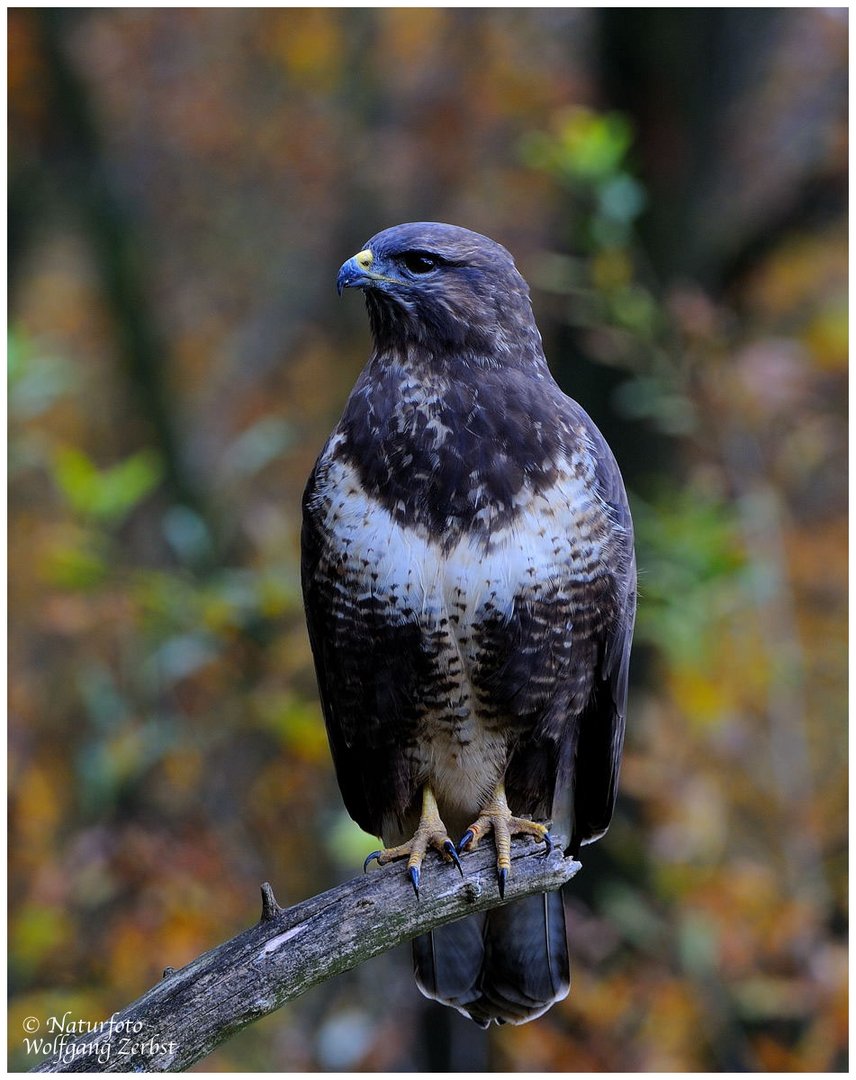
left=301, top=222, right=636, bottom=1026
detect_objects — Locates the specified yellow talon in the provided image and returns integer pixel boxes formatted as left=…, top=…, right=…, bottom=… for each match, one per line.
left=363, top=787, right=460, bottom=895
left=458, top=782, right=550, bottom=896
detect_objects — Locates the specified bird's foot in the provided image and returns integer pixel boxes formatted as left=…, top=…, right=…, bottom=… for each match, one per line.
left=363, top=789, right=462, bottom=897
left=457, top=784, right=551, bottom=898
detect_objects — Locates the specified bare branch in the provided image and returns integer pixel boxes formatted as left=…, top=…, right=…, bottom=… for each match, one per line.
left=31, top=840, right=580, bottom=1072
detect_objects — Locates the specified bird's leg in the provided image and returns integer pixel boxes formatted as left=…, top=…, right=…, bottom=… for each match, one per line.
left=457, top=781, right=552, bottom=897
left=363, top=785, right=462, bottom=897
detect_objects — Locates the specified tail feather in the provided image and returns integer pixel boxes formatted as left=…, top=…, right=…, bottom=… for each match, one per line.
left=413, top=912, right=489, bottom=1024
left=412, top=891, right=569, bottom=1027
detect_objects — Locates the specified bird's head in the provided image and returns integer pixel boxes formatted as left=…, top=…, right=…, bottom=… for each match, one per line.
left=336, top=222, right=544, bottom=367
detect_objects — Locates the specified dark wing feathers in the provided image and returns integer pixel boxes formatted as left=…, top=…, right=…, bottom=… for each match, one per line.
left=570, top=415, right=636, bottom=852
left=301, top=466, right=423, bottom=836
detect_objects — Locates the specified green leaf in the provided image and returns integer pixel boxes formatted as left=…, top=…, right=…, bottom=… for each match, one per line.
left=42, top=532, right=110, bottom=590
left=520, top=108, right=637, bottom=187
left=53, top=447, right=162, bottom=523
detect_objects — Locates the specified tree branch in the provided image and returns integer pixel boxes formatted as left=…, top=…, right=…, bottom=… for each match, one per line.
left=31, top=840, right=580, bottom=1072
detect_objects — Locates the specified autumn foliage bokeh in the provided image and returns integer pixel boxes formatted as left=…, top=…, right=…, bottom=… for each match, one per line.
left=8, top=8, right=847, bottom=1072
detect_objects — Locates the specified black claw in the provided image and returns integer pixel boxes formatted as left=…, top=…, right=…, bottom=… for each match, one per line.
left=543, top=832, right=554, bottom=856
left=444, top=840, right=464, bottom=876
left=498, top=867, right=507, bottom=899
left=364, top=850, right=382, bottom=873
left=457, top=829, right=474, bottom=854
left=409, top=865, right=421, bottom=897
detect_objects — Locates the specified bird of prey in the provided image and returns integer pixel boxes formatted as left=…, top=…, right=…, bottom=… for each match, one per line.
left=301, top=222, right=636, bottom=1027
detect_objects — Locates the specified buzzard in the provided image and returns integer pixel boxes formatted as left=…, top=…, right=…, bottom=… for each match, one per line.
left=301, top=222, right=636, bottom=1027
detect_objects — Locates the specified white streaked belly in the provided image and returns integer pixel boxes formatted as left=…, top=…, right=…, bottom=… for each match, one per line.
left=313, top=452, right=609, bottom=819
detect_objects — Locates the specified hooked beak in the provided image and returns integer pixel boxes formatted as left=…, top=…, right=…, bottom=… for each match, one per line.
left=336, top=248, right=375, bottom=295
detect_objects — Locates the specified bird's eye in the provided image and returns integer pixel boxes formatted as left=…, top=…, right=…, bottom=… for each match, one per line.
left=401, top=251, right=439, bottom=274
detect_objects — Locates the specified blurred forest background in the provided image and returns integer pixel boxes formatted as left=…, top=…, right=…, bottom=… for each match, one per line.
left=8, top=7, right=848, bottom=1072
